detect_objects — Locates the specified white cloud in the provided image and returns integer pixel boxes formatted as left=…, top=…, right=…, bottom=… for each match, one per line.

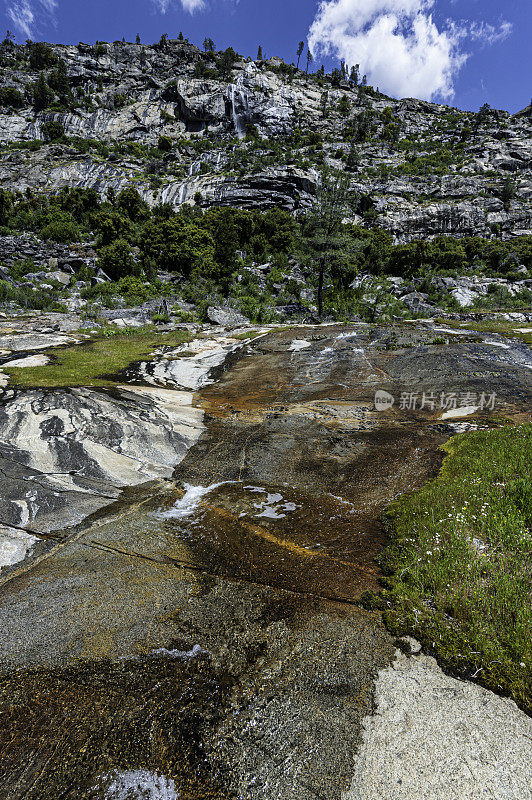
left=6, top=0, right=57, bottom=37
left=7, top=0, right=35, bottom=37
left=154, top=0, right=206, bottom=12
left=466, top=20, right=512, bottom=46
left=181, top=0, right=206, bottom=11
left=308, top=0, right=512, bottom=101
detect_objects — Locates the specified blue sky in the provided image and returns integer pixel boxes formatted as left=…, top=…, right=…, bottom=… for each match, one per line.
left=2, top=0, right=530, bottom=112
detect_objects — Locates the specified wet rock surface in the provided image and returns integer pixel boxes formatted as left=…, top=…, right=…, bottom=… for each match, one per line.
left=0, top=321, right=531, bottom=799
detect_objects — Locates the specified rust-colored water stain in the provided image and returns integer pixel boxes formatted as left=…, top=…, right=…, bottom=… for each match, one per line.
left=159, top=483, right=382, bottom=601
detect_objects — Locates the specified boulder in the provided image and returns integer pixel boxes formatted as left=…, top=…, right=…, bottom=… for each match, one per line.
left=48, top=270, right=72, bottom=286
left=207, top=306, right=250, bottom=328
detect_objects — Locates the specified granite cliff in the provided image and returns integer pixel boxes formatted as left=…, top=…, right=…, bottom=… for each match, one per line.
left=0, top=37, right=530, bottom=240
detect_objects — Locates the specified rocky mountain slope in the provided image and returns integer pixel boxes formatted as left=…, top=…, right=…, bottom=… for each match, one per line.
left=0, top=37, right=531, bottom=240
left=0, top=36, right=531, bottom=800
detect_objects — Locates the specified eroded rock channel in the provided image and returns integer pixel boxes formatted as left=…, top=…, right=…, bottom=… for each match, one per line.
left=0, top=321, right=531, bottom=800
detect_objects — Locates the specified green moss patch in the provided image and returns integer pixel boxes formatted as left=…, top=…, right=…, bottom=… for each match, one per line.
left=231, top=329, right=263, bottom=340
left=373, top=424, right=531, bottom=712
left=5, top=328, right=192, bottom=388
left=434, top=318, right=532, bottom=346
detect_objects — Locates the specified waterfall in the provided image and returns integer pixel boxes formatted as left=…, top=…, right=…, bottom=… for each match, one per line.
left=230, top=81, right=245, bottom=139
left=188, top=160, right=201, bottom=177
left=177, top=182, right=187, bottom=205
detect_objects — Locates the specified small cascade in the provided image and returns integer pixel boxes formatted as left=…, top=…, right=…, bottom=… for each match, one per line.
left=177, top=182, right=187, bottom=205
left=188, top=159, right=202, bottom=177
left=229, top=77, right=248, bottom=139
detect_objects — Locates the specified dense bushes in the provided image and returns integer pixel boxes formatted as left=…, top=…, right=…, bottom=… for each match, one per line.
left=0, top=279, right=66, bottom=310
left=1, top=186, right=530, bottom=307
left=0, top=86, right=24, bottom=107
left=40, top=211, right=80, bottom=242
left=97, top=239, right=138, bottom=280
left=41, top=120, right=65, bottom=142
left=28, top=42, right=58, bottom=70
left=140, top=216, right=216, bottom=276
left=338, top=231, right=532, bottom=279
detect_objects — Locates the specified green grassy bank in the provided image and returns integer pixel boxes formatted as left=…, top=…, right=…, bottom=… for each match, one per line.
left=371, top=424, right=531, bottom=712
left=5, top=327, right=192, bottom=388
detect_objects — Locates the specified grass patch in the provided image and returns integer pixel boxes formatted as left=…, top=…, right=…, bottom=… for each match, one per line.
left=231, top=329, right=263, bottom=340
left=434, top=318, right=532, bottom=346
left=373, top=424, right=531, bottom=712
left=5, top=328, right=192, bottom=388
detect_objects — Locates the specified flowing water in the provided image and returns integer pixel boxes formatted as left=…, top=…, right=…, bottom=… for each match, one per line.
left=1, top=322, right=531, bottom=800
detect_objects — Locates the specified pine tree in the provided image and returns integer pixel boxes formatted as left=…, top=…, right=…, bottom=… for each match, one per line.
left=48, top=59, right=71, bottom=104
left=346, top=141, right=359, bottom=171
left=320, top=90, right=328, bottom=118
left=296, top=41, right=304, bottom=69
left=32, top=73, right=53, bottom=111
left=307, top=168, right=351, bottom=317
left=136, top=33, right=141, bottom=44
left=306, top=48, right=313, bottom=73
left=203, top=37, right=215, bottom=52
left=257, top=45, right=263, bottom=60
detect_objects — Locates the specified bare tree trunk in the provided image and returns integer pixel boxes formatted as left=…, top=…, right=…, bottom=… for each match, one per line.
left=318, top=258, right=324, bottom=318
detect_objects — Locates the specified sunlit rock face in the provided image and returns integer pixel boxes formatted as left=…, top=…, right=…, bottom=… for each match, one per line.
left=0, top=385, right=204, bottom=532
left=0, top=39, right=530, bottom=235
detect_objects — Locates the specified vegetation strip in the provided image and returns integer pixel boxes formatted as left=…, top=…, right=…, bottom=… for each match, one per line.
left=367, top=424, right=531, bottom=713
left=4, top=327, right=192, bottom=387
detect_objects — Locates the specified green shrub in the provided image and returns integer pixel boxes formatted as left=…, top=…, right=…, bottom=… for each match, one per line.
left=337, top=95, right=350, bottom=117
left=28, top=42, right=58, bottom=70
left=90, top=207, right=135, bottom=246
left=116, top=275, right=157, bottom=305
left=0, top=86, right=24, bottom=108
left=48, top=60, right=71, bottom=105
left=8, top=257, right=36, bottom=280
left=116, top=188, right=149, bottom=222
left=140, top=216, right=216, bottom=276
left=0, top=279, right=64, bottom=310
left=157, top=135, right=173, bottom=152
left=30, top=74, right=53, bottom=111
left=41, top=120, right=65, bottom=142
left=40, top=211, right=80, bottom=242
left=97, top=239, right=138, bottom=280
